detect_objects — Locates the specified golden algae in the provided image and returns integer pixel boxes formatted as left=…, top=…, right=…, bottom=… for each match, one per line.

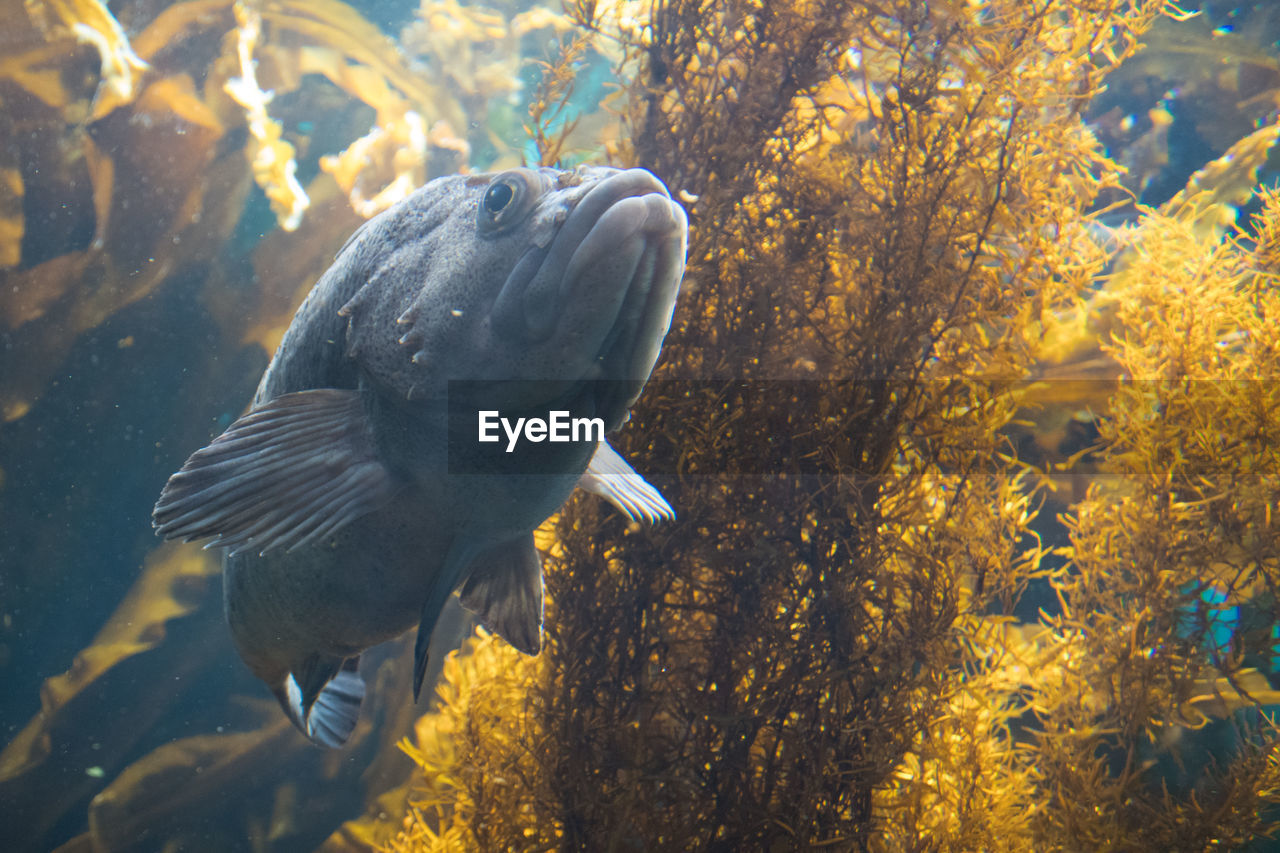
left=0, top=147, right=22, bottom=268
left=224, top=0, right=309, bottom=231
left=0, top=0, right=249, bottom=422
left=82, top=719, right=300, bottom=851
left=1098, top=7, right=1280, bottom=156
left=0, top=543, right=223, bottom=846
left=0, top=0, right=566, bottom=849
left=10, top=595, right=469, bottom=851
left=1023, top=117, right=1280, bottom=499
left=0, top=74, right=246, bottom=422
left=0, top=0, right=568, bottom=421
left=1022, top=166, right=1280, bottom=851
left=381, top=0, right=1234, bottom=850
left=57, top=627, right=458, bottom=852
left=24, top=0, right=149, bottom=119
left=387, top=633, right=545, bottom=852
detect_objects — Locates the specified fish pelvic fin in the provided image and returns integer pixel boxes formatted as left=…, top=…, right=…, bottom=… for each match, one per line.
left=152, top=389, right=397, bottom=556
left=413, top=538, right=489, bottom=701
left=577, top=439, right=675, bottom=524
left=277, top=655, right=365, bottom=748
left=459, top=535, right=544, bottom=656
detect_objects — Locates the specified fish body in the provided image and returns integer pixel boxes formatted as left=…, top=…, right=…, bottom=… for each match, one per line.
left=154, top=166, right=687, bottom=747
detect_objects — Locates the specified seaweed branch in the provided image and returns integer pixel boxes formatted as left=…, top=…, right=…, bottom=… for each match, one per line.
left=224, top=0, right=309, bottom=231
left=527, top=34, right=589, bottom=168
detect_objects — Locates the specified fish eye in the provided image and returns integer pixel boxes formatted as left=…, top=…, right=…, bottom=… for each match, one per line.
left=477, top=169, right=544, bottom=235
left=484, top=182, right=514, bottom=213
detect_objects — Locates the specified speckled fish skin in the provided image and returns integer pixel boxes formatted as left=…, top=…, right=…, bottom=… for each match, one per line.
left=154, top=166, right=687, bottom=747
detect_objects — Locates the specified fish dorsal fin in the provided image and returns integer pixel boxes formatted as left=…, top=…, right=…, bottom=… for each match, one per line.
left=458, top=535, right=544, bottom=657
left=153, top=389, right=396, bottom=556
left=577, top=440, right=675, bottom=524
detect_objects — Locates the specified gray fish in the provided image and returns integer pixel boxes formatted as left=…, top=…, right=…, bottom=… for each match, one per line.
left=153, top=166, right=687, bottom=747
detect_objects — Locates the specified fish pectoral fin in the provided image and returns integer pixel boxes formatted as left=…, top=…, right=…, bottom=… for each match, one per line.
left=459, top=535, right=544, bottom=657
left=152, top=389, right=396, bottom=556
left=577, top=440, right=675, bottom=524
left=278, top=655, right=365, bottom=749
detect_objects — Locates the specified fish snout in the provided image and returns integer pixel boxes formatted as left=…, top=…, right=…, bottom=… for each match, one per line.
left=494, top=169, right=685, bottom=346
left=552, top=169, right=686, bottom=426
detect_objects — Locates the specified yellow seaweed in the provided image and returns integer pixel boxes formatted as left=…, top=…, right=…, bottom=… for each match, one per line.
left=1180, top=669, right=1280, bottom=727
left=1105, top=11, right=1280, bottom=151
left=385, top=632, right=543, bottom=851
left=260, top=0, right=440, bottom=109
left=0, top=0, right=556, bottom=421
left=0, top=543, right=223, bottom=844
left=83, top=720, right=297, bottom=851
left=0, top=42, right=76, bottom=109
left=0, top=66, right=245, bottom=422
left=224, top=0, right=309, bottom=231
left=213, top=0, right=549, bottom=222
left=386, top=0, right=1280, bottom=849
left=1026, top=184, right=1280, bottom=846
left=0, top=250, right=92, bottom=334
left=0, top=134, right=21, bottom=267
left=320, top=111, right=431, bottom=219
left=1034, top=116, right=1280, bottom=385
left=24, top=0, right=149, bottom=119
left=1162, top=119, right=1280, bottom=237
left=0, top=544, right=217, bottom=780
left=401, top=0, right=571, bottom=105
left=130, top=0, right=236, bottom=61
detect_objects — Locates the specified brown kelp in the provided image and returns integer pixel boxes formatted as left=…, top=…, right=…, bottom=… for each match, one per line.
left=0, top=0, right=571, bottom=421
left=383, top=0, right=1280, bottom=850
left=0, top=0, right=567, bottom=849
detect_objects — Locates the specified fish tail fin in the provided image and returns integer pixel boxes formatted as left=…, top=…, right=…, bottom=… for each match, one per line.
left=276, top=655, right=365, bottom=748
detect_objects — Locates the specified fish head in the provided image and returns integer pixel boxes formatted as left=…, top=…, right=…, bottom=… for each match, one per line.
left=340, top=166, right=687, bottom=430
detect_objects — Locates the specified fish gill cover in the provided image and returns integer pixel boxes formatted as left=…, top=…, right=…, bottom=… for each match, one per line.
left=3, top=0, right=1280, bottom=851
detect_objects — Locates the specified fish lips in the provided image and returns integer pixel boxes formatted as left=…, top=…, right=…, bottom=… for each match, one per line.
left=491, top=169, right=687, bottom=428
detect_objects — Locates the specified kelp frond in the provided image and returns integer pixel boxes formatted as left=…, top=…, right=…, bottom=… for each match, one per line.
left=224, top=1, right=309, bottom=231
left=25, top=0, right=150, bottom=119
left=0, top=0, right=572, bottom=423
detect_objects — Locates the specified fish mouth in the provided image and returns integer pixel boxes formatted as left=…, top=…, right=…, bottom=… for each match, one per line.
left=492, top=168, right=687, bottom=429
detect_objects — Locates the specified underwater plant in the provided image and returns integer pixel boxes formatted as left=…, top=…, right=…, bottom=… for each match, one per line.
left=1020, top=159, right=1280, bottom=851
left=5, top=0, right=1280, bottom=849
left=1089, top=2, right=1280, bottom=209
left=371, top=0, right=1280, bottom=850
left=0, top=0, right=572, bottom=848
left=0, top=0, right=572, bottom=422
